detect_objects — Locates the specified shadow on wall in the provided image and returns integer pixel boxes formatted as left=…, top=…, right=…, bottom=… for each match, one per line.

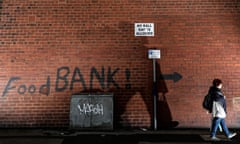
left=156, top=62, right=179, bottom=129
left=112, top=21, right=153, bottom=129
left=0, top=0, right=2, bottom=15
left=75, top=21, right=178, bottom=130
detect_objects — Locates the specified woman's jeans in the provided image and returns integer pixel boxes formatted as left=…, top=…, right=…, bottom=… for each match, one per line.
left=211, top=117, right=230, bottom=137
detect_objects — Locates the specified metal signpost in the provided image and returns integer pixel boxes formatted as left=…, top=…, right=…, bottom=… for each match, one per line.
left=148, top=49, right=160, bottom=131
left=135, top=23, right=158, bottom=130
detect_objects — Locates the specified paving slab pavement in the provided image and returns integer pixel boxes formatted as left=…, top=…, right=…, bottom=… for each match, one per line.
left=0, top=128, right=239, bottom=144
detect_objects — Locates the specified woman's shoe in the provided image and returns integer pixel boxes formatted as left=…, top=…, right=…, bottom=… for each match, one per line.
left=210, top=136, right=221, bottom=141
left=228, top=133, right=237, bottom=139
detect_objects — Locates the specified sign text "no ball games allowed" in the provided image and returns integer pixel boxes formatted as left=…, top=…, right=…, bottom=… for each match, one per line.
left=134, top=23, right=154, bottom=36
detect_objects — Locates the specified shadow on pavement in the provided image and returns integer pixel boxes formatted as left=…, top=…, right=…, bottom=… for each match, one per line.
left=0, top=134, right=238, bottom=144
left=61, top=134, right=240, bottom=144
left=61, top=134, right=204, bottom=144
left=0, top=129, right=239, bottom=144
left=0, top=137, right=63, bottom=144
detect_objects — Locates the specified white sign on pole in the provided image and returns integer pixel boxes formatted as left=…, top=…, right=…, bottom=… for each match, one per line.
left=135, top=23, right=154, bottom=36
left=148, top=50, right=160, bottom=59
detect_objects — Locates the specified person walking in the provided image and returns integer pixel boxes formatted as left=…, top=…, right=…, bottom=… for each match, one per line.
left=209, top=79, right=237, bottom=141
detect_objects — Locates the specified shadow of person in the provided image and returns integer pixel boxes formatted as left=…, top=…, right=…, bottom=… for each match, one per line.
left=110, top=21, right=153, bottom=129
left=156, top=62, right=179, bottom=129
left=71, top=21, right=177, bottom=130
left=79, top=21, right=179, bottom=130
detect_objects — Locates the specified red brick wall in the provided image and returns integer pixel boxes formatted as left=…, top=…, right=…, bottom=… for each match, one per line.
left=0, top=0, right=239, bottom=129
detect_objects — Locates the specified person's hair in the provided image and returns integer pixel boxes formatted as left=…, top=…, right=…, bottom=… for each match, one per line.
left=212, top=78, right=222, bottom=87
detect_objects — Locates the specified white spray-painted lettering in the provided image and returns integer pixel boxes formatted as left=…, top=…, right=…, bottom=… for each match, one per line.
left=77, top=103, right=104, bottom=116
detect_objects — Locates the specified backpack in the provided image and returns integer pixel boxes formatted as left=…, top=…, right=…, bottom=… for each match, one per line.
left=202, top=93, right=213, bottom=113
